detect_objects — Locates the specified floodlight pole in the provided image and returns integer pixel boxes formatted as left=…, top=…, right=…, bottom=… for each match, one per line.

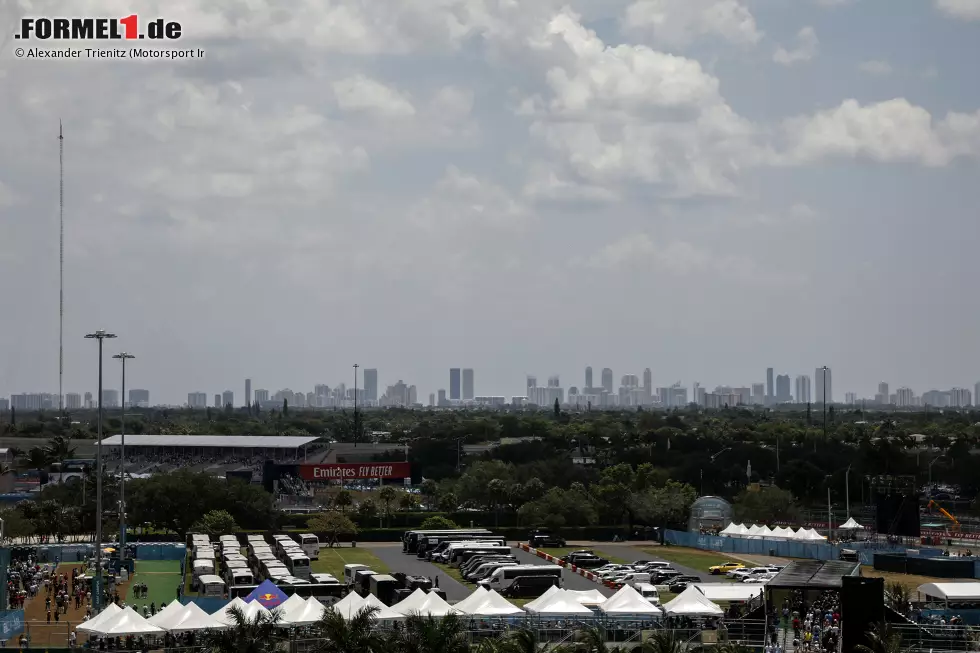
left=85, top=329, right=116, bottom=612
left=113, top=352, right=134, bottom=561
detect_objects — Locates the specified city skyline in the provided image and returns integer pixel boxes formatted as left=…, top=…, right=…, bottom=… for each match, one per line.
left=2, top=3, right=979, bottom=413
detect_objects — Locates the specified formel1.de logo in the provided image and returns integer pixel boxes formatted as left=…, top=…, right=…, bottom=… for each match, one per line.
left=15, top=16, right=182, bottom=41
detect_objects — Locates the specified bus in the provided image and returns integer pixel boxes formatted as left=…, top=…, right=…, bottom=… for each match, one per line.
left=285, top=553, right=311, bottom=580
left=402, top=529, right=493, bottom=554
left=298, top=534, right=320, bottom=560
left=479, top=565, right=563, bottom=590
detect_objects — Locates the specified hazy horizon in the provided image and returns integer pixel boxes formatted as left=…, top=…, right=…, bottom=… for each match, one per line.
left=2, top=0, right=978, bottom=405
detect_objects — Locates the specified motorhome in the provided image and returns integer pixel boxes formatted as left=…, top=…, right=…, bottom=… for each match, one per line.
left=225, top=567, right=254, bottom=588
left=402, top=529, right=493, bottom=554
left=285, top=553, right=311, bottom=580
left=197, top=574, right=226, bottom=598
left=298, top=534, right=320, bottom=560
left=479, top=565, right=563, bottom=590
left=344, top=564, right=369, bottom=586
left=191, top=559, right=215, bottom=589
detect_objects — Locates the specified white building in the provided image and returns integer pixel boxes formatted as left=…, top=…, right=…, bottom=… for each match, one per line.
left=795, top=375, right=811, bottom=404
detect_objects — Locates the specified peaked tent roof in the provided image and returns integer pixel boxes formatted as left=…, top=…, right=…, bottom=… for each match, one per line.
left=565, top=589, right=607, bottom=605
left=839, top=517, right=865, bottom=530
left=469, top=590, right=525, bottom=617
left=524, top=589, right=594, bottom=615
left=278, top=593, right=310, bottom=621
left=694, top=583, right=764, bottom=603
left=245, top=579, right=289, bottom=609
left=452, top=586, right=490, bottom=614
left=146, top=600, right=188, bottom=628
left=362, top=593, right=409, bottom=620
left=166, top=602, right=227, bottom=632
left=663, top=586, right=724, bottom=617
left=523, top=585, right=562, bottom=611
left=599, top=585, right=663, bottom=615
left=88, top=606, right=166, bottom=636
left=396, top=590, right=459, bottom=617
left=76, top=603, right=123, bottom=633
left=330, top=592, right=369, bottom=620
left=280, top=597, right=327, bottom=626
left=212, top=598, right=271, bottom=626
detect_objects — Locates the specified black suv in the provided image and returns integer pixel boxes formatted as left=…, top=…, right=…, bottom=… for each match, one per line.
left=668, top=575, right=702, bottom=593
left=560, top=550, right=608, bottom=568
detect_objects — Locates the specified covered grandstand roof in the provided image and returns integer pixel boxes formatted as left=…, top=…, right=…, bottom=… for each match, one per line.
left=918, top=583, right=980, bottom=601
left=766, top=560, right=861, bottom=590
left=98, top=435, right=318, bottom=449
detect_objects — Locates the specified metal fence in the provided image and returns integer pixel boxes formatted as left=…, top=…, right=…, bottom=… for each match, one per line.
left=891, top=622, right=980, bottom=652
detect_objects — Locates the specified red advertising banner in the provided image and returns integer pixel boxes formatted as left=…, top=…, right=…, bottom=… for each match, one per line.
left=298, top=462, right=411, bottom=481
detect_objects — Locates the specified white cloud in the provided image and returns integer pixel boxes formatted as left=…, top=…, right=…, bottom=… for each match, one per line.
left=333, top=75, right=416, bottom=118
left=773, top=27, right=819, bottom=66
left=858, top=60, right=893, bottom=76
left=781, top=98, right=980, bottom=166
left=622, top=0, right=762, bottom=47
left=934, top=0, right=980, bottom=20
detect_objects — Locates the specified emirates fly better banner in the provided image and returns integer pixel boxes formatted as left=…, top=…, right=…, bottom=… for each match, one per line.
left=298, top=462, right=411, bottom=481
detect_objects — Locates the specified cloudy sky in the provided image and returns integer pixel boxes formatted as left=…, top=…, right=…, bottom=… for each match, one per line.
left=1, top=0, right=979, bottom=405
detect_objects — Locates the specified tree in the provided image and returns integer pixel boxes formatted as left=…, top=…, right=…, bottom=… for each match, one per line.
left=44, top=435, right=75, bottom=480
left=553, top=398, right=560, bottom=418
left=191, top=510, right=239, bottom=536
left=0, top=508, right=35, bottom=542
left=24, top=447, right=51, bottom=472
left=332, top=489, right=353, bottom=513
left=356, top=499, right=377, bottom=521
left=308, top=512, right=358, bottom=546
left=203, top=604, right=282, bottom=653
left=400, top=613, right=469, bottom=653
left=436, top=491, right=459, bottom=513
left=419, top=478, right=438, bottom=509
left=733, top=486, right=801, bottom=524
left=885, top=581, right=911, bottom=615
left=853, top=623, right=905, bottom=653
left=420, top=515, right=459, bottom=530
left=312, top=605, right=385, bottom=653
left=398, top=491, right=419, bottom=514
left=378, top=486, right=397, bottom=526
left=283, top=398, right=288, bottom=415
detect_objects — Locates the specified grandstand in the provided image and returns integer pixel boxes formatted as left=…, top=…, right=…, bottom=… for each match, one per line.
left=98, top=434, right=325, bottom=478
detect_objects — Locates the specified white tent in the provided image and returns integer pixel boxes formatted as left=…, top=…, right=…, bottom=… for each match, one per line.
left=694, top=584, right=764, bottom=603
left=805, top=528, right=827, bottom=541
left=795, top=527, right=811, bottom=540
left=146, top=601, right=187, bottom=629
left=212, top=598, right=270, bottom=626
left=392, top=588, right=458, bottom=617
left=76, top=603, right=123, bottom=633
left=839, top=517, right=865, bottom=530
left=362, top=593, right=409, bottom=621
left=278, top=593, right=310, bottom=618
left=330, top=592, right=370, bottom=620
left=469, top=590, right=525, bottom=617
left=663, top=586, right=724, bottom=617
left=746, top=524, right=765, bottom=537
left=719, top=523, right=742, bottom=536
left=452, top=586, right=489, bottom=614
left=87, top=606, right=166, bottom=637
left=731, top=523, right=750, bottom=537
left=523, top=585, right=562, bottom=611
left=564, top=589, right=607, bottom=606
left=280, top=597, right=327, bottom=626
left=599, top=586, right=663, bottom=616
left=165, top=603, right=228, bottom=633
left=524, top=589, right=595, bottom=616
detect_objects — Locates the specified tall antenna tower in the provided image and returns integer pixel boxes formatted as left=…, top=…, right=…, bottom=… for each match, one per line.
left=59, top=120, right=64, bottom=414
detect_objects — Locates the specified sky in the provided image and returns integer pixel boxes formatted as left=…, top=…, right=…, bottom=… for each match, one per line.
left=1, top=0, right=979, bottom=405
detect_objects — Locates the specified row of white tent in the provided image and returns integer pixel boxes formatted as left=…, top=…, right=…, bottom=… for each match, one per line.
left=718, top=523, right=828, bottom=541
left=75, top=584, right=724, bottom=637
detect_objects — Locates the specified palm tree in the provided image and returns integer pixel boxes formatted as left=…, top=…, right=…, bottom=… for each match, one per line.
left=568, top=625, right=610, bottom=653
left=203, top=605, right=282, bottom=653
left=24, top=447, right=51, bottom=472
left=399, top=612, right=470, bottom=653
left=854, top=623, right=907, bottom=653
left=45, top=434, right=76, bottom=481
left=642, top=631, right=688, bottom=653
left=886, top=581, right=912, bottom=614
left=312, top=605, right=386, bottom=653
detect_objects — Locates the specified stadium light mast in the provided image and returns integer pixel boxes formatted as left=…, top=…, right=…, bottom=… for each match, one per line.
left=85, top=329, right=116, bottom=612
left=112, top=352, right=134, bottom=561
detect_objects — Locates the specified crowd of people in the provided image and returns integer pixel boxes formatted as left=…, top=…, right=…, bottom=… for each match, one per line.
left=780, top=590, right=842, bottom=653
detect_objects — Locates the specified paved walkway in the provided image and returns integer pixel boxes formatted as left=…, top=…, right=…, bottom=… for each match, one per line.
left=368, top=545, right=470, bottom=602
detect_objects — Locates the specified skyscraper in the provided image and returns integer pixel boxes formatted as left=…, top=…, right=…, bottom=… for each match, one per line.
left=601, top=368, right=613, bottom=394
left=129, top=389, right=150, bottom=407
left=527, top=376, right=536, bottom=394
left=102, top=389, right=119, bottom=408
left=643, top=368, right=652, bottom=398
left=84, top=392, right=93, bottom=409
left=878, top=382, right=889, bottom=399
left=585, top=366, right=593, bottom=390
left=775, top=374, right=791, bottom=403
left=222, top=390, right=234, bottom=407
left=214, top=394, right=222, bottom=408
left=438, top=389, right=447, bottom=406
left=795, top=375, right=811, bottom=403
left=462, top=368, right=474, bottom=400
left=815, top=367, right=832, bottom=404
left=364, top=368, right=379, bottom=402
left=66, top=393, right=81, bottom=409
left=429, top=393, right=435, bottom=407
left=766, top=368, right=774, bottom=405
left=449, top=368, right=461, bottom=400
left=245, top=378, right=252, bottom=408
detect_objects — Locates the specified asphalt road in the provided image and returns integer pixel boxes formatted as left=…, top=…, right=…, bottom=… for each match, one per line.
left=511, top=548, right=614, bottom=597
left=367, top=545, right=472, bottom=602
left=591, top=543, right=712, bottom=582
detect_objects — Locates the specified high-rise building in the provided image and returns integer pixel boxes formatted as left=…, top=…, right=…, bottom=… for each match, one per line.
left=429, top=393, right=435, bottom=407
left=254, top=389, right=270, bottom=405
left=815, top=367, right=832, bottom=404
left=896, top=387, right=915, bottom=407
left=364, top=369, right=378, bottom=403
left=462, top=368, right=474, bottom=400
left=222, top=390, right=234, bottom=407
left=951, top=387, right=972, bottom=408
left=845, top=392, right=857, bottom=404
left=214, top=394, right=222, bottom=408
left=976, top=382, right=980, bottom=406
left=775, top=375, right=791, bottom=403
left=0, top=398, right=8, bottom=412
left=438, top=389, right=447, bottom=406
left=766, top=368, right=774, bottom=404
left=188, top=392, right=207, bottom=408
left=84, top=392, right=93, bottom=409
left=65, top=393, right=81, bottom=410
left=751, top=383, right=765, bottom=405
left=794, top=375, right=811, bottom=404
left=449, top=368, right=461, bottom=401
left=878, top=382, right=889, bottom=400
left=245, top=378, right=252, bottom=407
left=129, top=389, right=150, bottom=407
left=643, top=368, right=652, bottom=392
left=102, top=389, right=119, bottom=408
left=585, top=366, right=593, bottom=390
left=601, top=368, right=613, bottom=394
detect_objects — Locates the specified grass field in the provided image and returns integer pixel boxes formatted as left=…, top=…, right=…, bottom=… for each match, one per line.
left=128, top=560, right=183, bottom=609
left=311, top=547, right=389, bottom=579
left=639, top=546, right=740, bottom=577
left=860, top=567, right=961, bottom=592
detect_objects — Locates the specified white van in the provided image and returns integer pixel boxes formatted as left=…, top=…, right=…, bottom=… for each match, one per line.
left=298, top=534, right=320, bottom=560
left=479, top=565, right=563, bottom=590
left=198, top=574, right=226, bottom=598
left=344, top=564, right=368, bottom=586
left=635, top=583, right=660, bottom=604
left=225, top=568, right=254, bottom=588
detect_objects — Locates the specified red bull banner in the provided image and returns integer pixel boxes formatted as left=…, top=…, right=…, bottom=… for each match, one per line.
left=298, top=462, right=411, bottom=481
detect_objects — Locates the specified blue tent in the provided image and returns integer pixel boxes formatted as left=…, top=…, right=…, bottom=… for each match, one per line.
left=244, top=580, right=288, bottom=609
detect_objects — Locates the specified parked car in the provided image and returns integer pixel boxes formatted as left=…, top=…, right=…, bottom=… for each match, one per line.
left=561, top=552, right=609, bottom=568
left=709, top=562, right=745, bottom=575
left=667, top=575, right=702, bottom=593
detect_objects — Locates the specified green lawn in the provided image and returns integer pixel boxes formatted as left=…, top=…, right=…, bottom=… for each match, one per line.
left=128, top=560, right=183, bottom=610
left=638, top=546, right=739, bottom=577
left=311, top=547, right=389, bottom=579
